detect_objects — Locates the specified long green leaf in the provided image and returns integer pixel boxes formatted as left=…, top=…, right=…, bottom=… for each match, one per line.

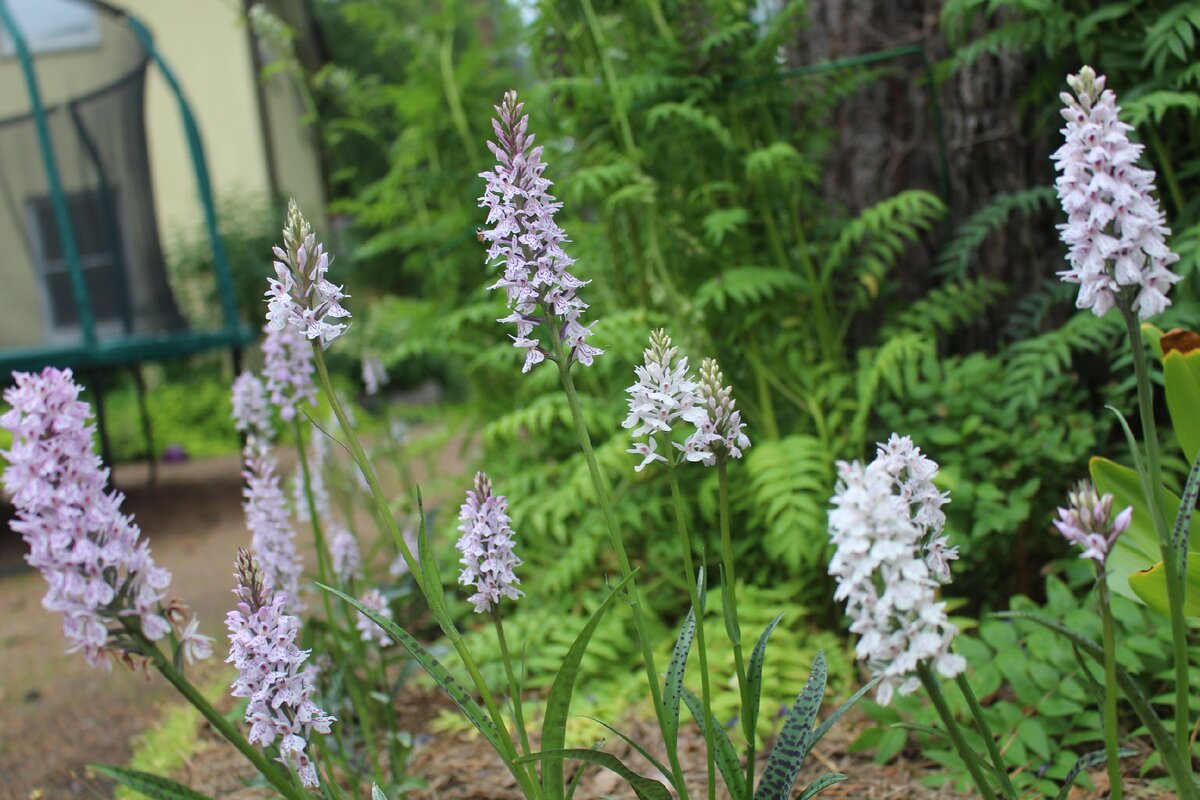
left=565, top=739, right=605, bottom=800
left=414, top=488, right=445, bottom=618
left=798, top=773, right=848, bottom=800
left=89, top=765, right=213, bottom=800
left=320, top=583, right=503, bottom=751
left=581, top=716, right=672, bottom=781
left=1054, top=748, right=1137, bottom=800
left=541, top=572, right=635, bottom=800
left=663, top=606, right=697, bottom=751
left=746, top=613, right=784, bottom=743
left=753, top=651, right=827, bottom=800
left=516, top=749, right=672, bottom=800
left=1172, top=449, right=1200, bottom=560
left=681, top=686, right=747, bottom=800
left=371, top=785, right=389, bottom=800
left=1164, top=350, right=1200, bottom=463
left=809, top=676, right=880, bottom=748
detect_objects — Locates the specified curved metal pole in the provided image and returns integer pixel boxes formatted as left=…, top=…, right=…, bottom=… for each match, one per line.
left=124, top=15, right=242, bottom=335
left=0, top=3, right=96, bottom=344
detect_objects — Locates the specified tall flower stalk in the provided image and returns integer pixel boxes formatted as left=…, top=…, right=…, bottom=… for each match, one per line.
left=269, top=201, right=538, bottom=797
left=479, top=92, right=687, bottom=795
left=1053, top=66, right=1191, bottom=762
left=1055, top=481, right=1134, bottom=800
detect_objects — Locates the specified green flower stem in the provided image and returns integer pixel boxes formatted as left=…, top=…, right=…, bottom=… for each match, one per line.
left=554, top=355, right=690, bottom=799
left=294, top=419, right=384, bottom=784
left=717, top=460, right=753, bottom=789
left=952, top=674, right=1015, bottom=799
left=492, top=611, right=533, bottom=758
left=917, top=663, right=998, bottom=800
left=136, top=630, right=305, bottom=800
left=309, top=344, right=537, bottom=798
left=1098, top=574, right=1125, bottom=800
left=579, top=0, right=637, bottom=160
left=667, top=465, right=717, bottom=800
left=1120, top=303, right=1191, bottom=758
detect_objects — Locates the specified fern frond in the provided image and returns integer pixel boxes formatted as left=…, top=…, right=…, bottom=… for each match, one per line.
left=694, top=267, right=803, bottom=312
left=743, top=435, right=833, bottom=573
left=645, top=102, right=735, bottom=150
left=701, top=207, right=751, bottom=245
left=825, top=190, right=946, bottom=290
left=1121, top=90, right=1200, bottom=127
left=936, top=187, right=1056, bottom=279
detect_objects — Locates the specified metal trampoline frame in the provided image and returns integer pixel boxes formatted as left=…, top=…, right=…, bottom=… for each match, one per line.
left=0, top=0, right=254, bottom=474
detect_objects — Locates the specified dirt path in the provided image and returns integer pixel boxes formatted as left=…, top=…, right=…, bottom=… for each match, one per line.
left=0, top=455, right=261, bottom=800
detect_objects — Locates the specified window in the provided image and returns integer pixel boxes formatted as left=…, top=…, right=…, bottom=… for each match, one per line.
left=26, top=188, right=129, bottom=340
left=0, top=0, right=101, bottom=57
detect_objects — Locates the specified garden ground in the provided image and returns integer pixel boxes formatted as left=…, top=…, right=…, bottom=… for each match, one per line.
left=0, top=454, right=1147, bottom=800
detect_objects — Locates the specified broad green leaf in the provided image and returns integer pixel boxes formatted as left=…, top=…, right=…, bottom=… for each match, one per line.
left=997, top=611, right=1180, bottom=773
left=720, top=566, right=742, bottom=650
left=1089, top=457, right=1197, bottom=600
left=320, top=583, right=503, bottom=752
left=798, top=773, right=848, bottom=800
left=746, top=613, right=784, bottom=742
left=541, top=573, right=635, bottom=800
left=516, top=749, right=671, bottom=800
left=753, top=651, right=827, bottom=800
left=89, top=765, right=212, bottom=800
left=1054, top=748, right=1137, bottom=800
left=1164, top=350, right=1200, bottom=462
left=1128, top=553, right=1200, bottom=619
left=663, top=607, right=696, bottom=751
left=681, top=687, right=747, bottom=800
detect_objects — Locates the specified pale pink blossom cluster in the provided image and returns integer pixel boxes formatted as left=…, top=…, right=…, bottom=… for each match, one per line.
left=456, top=472, right=524, bottom=613
left=231, top=371, right=273, bottom=440
left=698, top=358, right=751, bottom=461
left=1053, top=66, right=1181, bottom=319
left=828, top=434, right=963, bottom=705
left=0, top=368, right=205, bottom=669
left=478, top=90, right=602, bottom=373
left=354, top=587, right=394, bottom=647
left=261, top=322, right=316, bottom=423
left=1054, top=481, right=1132, bottom=564
left=623, top=330, right=718, bottom=471
left=328, top=526, right=362, bottom=583
left=242, top=441, right=304, bottom=610
left=361, top=354, right=388, bottom=396
left=226, top=550, right=333, bottom=788
left=266, top=199, right=351, bottom=348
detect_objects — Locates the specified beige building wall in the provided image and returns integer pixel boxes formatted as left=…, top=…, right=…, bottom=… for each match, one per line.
left=0, top=0, right=326, bottom=348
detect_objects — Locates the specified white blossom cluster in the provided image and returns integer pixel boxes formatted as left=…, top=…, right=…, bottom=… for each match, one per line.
left=1053, top=66, right=1180, bottom=319
left=266, top=199, right=351, bottom=348
left=231, top=371, right=272, bottom=440
left=623, top=330, right=717, bottom=471
left=361, top=354, right=388, bottom=396
left=698, top=358, right=751, bottom=461
left=828, top=434, right=963, bottom=705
